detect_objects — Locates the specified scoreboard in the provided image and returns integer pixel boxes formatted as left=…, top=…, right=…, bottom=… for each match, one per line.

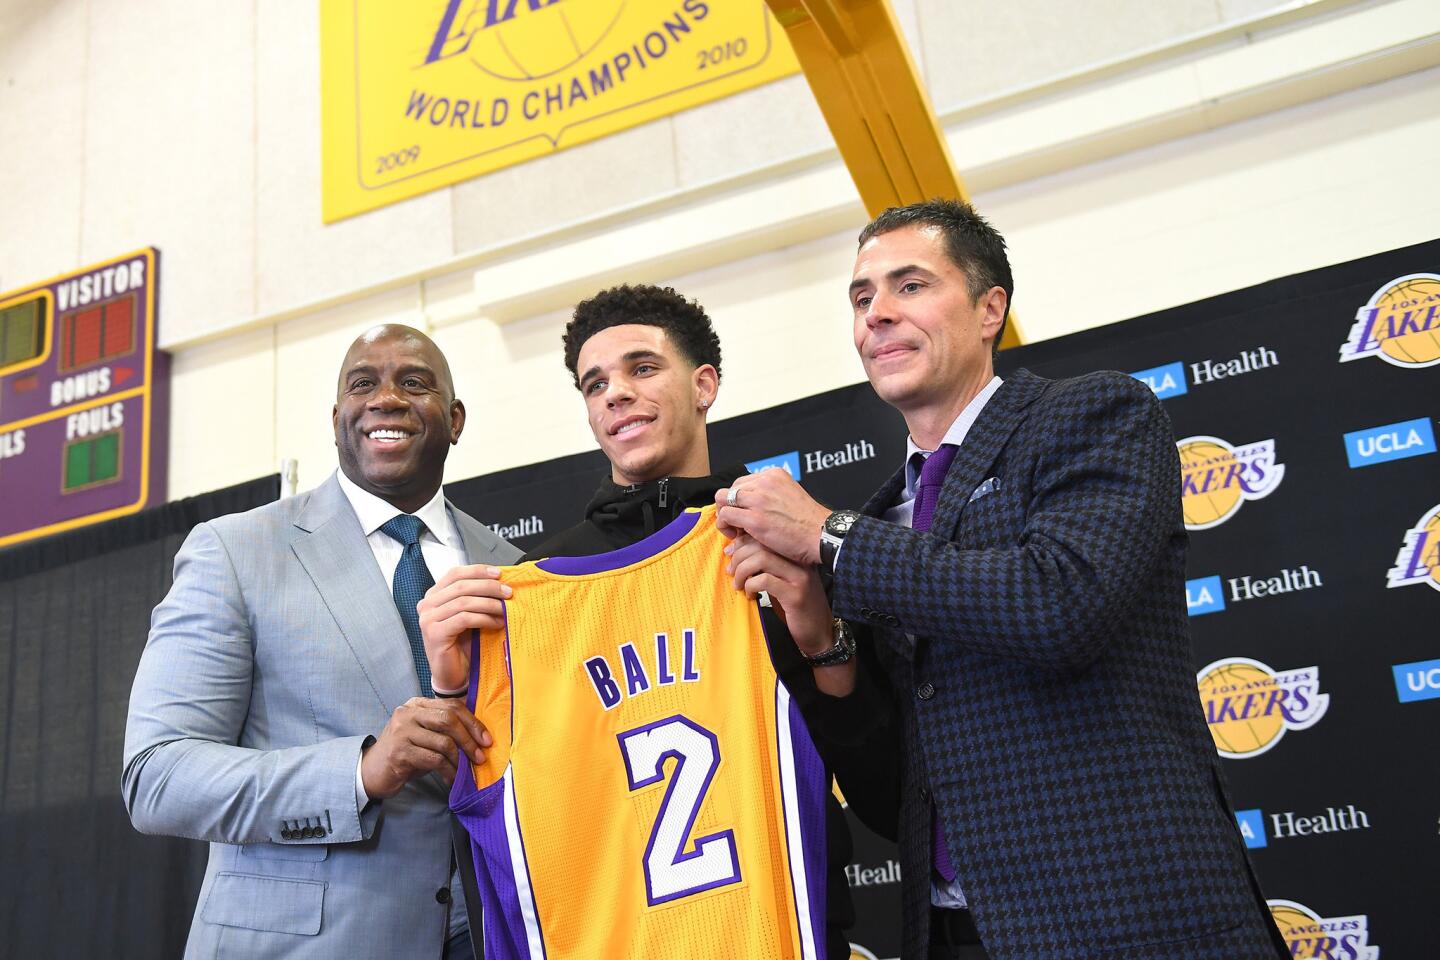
left=0, top=248, right=168, bottom=549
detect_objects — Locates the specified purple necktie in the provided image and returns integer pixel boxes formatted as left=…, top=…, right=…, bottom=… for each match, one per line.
left=912, top=444, right=960, bottom=883
left=912, top=444, right=958, bottom=534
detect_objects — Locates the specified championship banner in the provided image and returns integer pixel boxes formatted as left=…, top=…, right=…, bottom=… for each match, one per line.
left=321, top=1, right=800, bottom=222
left=0, top=249, right=168, bottom=549
left=448, top=238, right=1437, bottom=958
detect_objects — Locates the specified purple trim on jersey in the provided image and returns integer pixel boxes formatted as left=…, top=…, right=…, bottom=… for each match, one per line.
left=451, top=773, right=532, bottom=960
left=450, top=604, right=547, bottom=960
left=786, top=692, right=829, bottom=954
left=760, top=601, right=829, bottom=955
left=535, top=509, right=701, bottom=574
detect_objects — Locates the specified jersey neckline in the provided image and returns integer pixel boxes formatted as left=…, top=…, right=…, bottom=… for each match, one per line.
left=532, top=506, right=707, bottom=577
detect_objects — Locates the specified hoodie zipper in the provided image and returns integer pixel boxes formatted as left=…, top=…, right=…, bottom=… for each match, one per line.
left=657, top=478, right=669, bottom=508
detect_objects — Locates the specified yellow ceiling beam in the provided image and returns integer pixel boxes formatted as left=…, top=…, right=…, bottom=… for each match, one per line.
left=766, top=0, right=1023, bottom=349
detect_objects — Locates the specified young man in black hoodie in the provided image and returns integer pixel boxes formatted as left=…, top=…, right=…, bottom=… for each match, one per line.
left=419, top=284, right=856, bottom=957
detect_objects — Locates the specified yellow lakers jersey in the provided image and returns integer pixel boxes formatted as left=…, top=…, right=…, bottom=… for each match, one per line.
left=451, top=506, right=827, bottom=960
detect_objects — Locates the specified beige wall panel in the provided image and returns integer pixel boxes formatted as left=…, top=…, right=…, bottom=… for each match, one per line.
left=273, top=284, right=424, bottom=496
left=672, top=76, right=830, bottom=187
left=434, top=306, right=599, bottom=482
left=166, top=325, right=277, bottom=500
left=1218, top=0, right=1298, bottom=21
left=81, top=0, right=255, bottom=344
left=660, top=231, right=869, bottom=420
left=674, top=0, right=922, bottom=188
left=450, top=120, right=679, bottom=253
left=0, top=0, right=87, bottom=290
left=990, top=65, right=1440, bottom=341
left=915, top=0, right=1219, bottom=106
left=254, top=0, right=456, bottom=322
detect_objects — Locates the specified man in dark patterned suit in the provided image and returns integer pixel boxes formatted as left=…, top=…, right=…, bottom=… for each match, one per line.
left=715, top=199, right=1289, bottom=960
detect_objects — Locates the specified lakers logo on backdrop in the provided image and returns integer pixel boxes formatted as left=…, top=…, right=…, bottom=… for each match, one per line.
left=1339, top=272, right=1440, bottom=367
left=1268, top=900, right=1379, bottom=960
left=1176, top=436, right=1284, bottom=530
left=1196, top=658, right=1328, bottom=758
left=1387, top=502, right=1440, bottom=591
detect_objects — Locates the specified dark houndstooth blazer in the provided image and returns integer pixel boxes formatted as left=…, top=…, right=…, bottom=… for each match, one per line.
left=814, top=369, right=1289, bottom=960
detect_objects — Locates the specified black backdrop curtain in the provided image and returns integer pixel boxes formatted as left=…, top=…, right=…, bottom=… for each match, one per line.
left=0, top=475, right=279, bottom=959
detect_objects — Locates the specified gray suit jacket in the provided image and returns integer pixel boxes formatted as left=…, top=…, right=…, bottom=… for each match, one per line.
left=123, top=473, right=520, bottom=959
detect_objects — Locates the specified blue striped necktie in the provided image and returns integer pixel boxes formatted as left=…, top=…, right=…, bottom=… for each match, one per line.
left=379, top=514, right=436, bottom=698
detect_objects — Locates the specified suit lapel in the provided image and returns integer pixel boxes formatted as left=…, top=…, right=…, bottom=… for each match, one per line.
left=929, top=369, right=1048, bottom=540
left=861, top=467, right=907, bottom=518
left=291, top=475, right=419, bottom=714
left=450, top=504, right=520, bottom=565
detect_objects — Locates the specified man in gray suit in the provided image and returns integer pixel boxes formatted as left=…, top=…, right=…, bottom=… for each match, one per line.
left=124, top=324, right=519, bottom=958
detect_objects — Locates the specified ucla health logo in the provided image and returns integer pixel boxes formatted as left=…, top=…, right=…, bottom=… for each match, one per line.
left=1186, top=576, right=1225, bottom=616
left=1234, top=808, right=1266, bottom=848
left=1344, top=417, right=1436, bottom=468
left=1339, top=272, right=1440, bottom=367
left=1386, top=502, right=1440, bottom=591
left=1196, top=657, right=1328, bottom=758
left=1132, top=361, right=1188, bottom=399
left=1267, top=900, right=1379, bottom=960
left=745, top=450, right=801, bottom=479
left=1394, top=657, right=1440, bottom=703
left=1177, top=436, right=1285, bottom=530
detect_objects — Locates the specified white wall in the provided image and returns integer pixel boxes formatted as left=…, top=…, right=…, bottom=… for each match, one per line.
left=1, top=0, right=1437, bottom=499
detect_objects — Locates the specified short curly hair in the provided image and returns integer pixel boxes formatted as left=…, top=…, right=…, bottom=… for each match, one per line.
left=563, top=284, right=722, bottom=389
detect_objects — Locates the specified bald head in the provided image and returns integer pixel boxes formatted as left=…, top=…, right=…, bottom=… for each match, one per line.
left=332, top=323, right=466, bottom=513
left=337, top=324, right=456, bottom=404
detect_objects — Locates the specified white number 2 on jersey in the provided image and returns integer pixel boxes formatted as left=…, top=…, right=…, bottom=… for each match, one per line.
left=617, top=715, right=741, bottom=904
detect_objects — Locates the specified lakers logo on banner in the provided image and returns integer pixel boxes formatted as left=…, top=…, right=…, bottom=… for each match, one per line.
left=1339, top=272, right=1440, bottom=367
left=1267, top=900, right=1380, bottom=959
left=321, top=1, right=800, bottom=221
left=1176, top=435, right=1285, bottom=530
left=1196, top=657, right=1328, bottom=759
left=1387, top=502, right=1440, bottom=591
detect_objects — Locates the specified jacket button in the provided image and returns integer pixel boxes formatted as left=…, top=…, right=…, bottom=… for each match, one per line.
left=919, top=786, right=931, bottom=803
left=917, top=681, right=935, bottom=700
left=435, top=887, right=451, bottom=904
left=313, top=826, right=327, bottom=838
left=280, top=829, right=293, bottom=840
left=884, top=613, right=900, bottom=626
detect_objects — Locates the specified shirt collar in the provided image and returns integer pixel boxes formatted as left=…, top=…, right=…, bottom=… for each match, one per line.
left=903, top=376, right=1003, bottom=498
left=335, top=469, right=457, bottom=547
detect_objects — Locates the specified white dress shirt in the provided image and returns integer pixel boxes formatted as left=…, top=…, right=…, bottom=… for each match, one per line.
left=335, top=470, right=468, bottom=807
left=875, top=376, right=1002, bottom=910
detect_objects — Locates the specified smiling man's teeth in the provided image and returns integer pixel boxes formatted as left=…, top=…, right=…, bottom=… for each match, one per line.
left=616, top=420, right=649, bottom=434
left=369, top=429, right=409, bottom=441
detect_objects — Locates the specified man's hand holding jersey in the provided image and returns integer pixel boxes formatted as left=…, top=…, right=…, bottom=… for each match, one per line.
left=417, top=564, right=512, bottom=694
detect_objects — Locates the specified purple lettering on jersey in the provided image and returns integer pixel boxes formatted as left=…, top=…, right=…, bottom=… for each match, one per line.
left=655, top=632, right=676, bottom=684
left=682, top=628, right=701, bottom=682
left=584, top=656, right=621, bottom=710
left=620, top=642, right=651, bottom=696
left=536, top=510, right=701, bottom=575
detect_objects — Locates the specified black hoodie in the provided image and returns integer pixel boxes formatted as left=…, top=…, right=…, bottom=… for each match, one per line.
left=525, top=465, right=856, bottom=958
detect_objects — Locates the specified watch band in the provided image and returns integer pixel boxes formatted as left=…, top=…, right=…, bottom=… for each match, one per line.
left=804, top=618, right=856, bottom=667
left=818, top=509, right=862, bottom=576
